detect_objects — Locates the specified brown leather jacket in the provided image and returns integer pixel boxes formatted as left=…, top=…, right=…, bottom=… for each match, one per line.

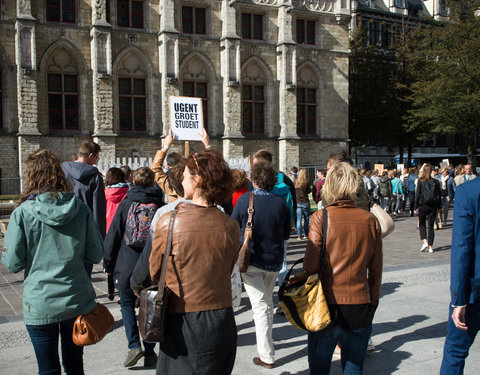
left=304, top=200, right=382, bottom=307
left=151, top=148, right=178, bottom=203
left=149, top=202, right=240, bottom=313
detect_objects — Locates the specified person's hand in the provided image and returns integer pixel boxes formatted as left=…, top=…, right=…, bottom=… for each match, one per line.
left=198, top=128, right=211, bottom=148
left=164, top=129, right=175, bottom=148
left=133, top=288, right=142, bottom=299
left=452, top=306, right=468, bottom=331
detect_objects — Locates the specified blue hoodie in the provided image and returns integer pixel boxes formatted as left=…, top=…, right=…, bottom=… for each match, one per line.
left=2, top=192, right=104, bottom=325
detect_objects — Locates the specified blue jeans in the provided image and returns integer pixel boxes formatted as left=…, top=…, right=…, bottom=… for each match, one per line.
left=440, top=301, right=480, bottom=374
left=26, top=318, right=84, bottom=375
left=119, top=289, right=156, bottom=355
left=296, top=203, right=310, bottom=237
left=308, top=322, right=372, bottom=375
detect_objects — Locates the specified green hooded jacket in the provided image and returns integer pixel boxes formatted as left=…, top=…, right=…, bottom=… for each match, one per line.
left=2, top=192, right=104, bottom=325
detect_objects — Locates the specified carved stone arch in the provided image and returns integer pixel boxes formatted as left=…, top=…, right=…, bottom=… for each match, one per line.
left=113, top=45, right=154, bottom=79
left=38, top=39, right=87, bottom=74
left=179, top=51, right=217, bottom=82
left=297, top=61, right=323, bottom=88
left=241, top=56, right=273, bottom=84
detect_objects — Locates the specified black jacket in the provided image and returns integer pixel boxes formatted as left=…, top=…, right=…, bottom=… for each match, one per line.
left=103, top=184, right=164, bottom=292
left=62, top=161, right=107, bottom=238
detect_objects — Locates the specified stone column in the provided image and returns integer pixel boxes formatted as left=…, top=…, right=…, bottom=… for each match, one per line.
left=16, top=0, right=40, bottom=189
left=277, top=1, right=298, bottom=172
left=220, top=0, right=243, bottom=160
left=91, top=0, right=115, bottom=160
left=158, top=0, right=180, bottom=136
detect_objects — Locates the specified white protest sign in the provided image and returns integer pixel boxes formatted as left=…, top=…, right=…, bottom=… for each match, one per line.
left=170, top=96, right=203, bottom=141
left=397, top=164, right=404, bottom=172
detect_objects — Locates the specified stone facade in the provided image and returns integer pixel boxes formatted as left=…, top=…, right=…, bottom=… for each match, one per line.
left=0, top=0, right=350, bottom=191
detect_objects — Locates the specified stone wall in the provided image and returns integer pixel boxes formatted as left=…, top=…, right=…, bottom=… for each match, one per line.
left=0, top=0, right=350, bottom=187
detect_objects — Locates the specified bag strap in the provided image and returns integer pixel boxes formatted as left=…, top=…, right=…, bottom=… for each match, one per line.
left=155, top=209, right=177, bottom=303
left=318, top=207, right=328, bottom=278
left=246, top=192, right=254, bottom=228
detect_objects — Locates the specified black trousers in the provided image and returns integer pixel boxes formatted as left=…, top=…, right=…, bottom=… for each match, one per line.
left=408, top=191, right=416, bottom=215
left=418, top=205, right=437, bottom=246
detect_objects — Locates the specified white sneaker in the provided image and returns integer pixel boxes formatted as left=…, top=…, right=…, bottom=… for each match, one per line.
left=420, top=243, right=429, bottom=252
left=428, top=246, right=434, bottom=253
left=367, top=338, right=375, bottom=352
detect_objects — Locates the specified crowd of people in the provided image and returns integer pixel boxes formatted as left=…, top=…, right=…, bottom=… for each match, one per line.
left=2, top=138, right=479, bottom=375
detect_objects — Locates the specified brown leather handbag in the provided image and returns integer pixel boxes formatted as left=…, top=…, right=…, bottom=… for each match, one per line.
left=138, top=209, right=176, bottom=342
left=238, top=192, right=254, bottom=273
left=72, top=303, right=114, bottom=346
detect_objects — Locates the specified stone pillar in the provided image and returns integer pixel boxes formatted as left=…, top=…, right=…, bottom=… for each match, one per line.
left=16, top=0, right=40, bottom=189
left=279, top=139, right=299, bottom=174
left=90, top=0, right=115, bottom=159
left=159, top=0, right=180, bottom=136
left=220, top=0, right=243, bottom=159
left=277, top=2, right=298, bottom=169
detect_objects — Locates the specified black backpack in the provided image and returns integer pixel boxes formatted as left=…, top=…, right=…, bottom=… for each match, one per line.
left=422, top=180, right=439, bottom=206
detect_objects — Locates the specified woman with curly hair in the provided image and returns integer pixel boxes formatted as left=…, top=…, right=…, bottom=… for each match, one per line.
left=2, top=149, right=104, bottom=375
left=149, top=149, right=240, bottom=374
left=232, top=160, right=291, bottom=369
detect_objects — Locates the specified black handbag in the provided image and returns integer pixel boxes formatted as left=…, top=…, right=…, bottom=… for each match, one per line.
left=138, top=209, right=176, bottom=343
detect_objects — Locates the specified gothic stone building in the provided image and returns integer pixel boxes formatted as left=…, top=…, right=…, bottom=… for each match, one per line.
left=0, top=0, right=350, bottom=191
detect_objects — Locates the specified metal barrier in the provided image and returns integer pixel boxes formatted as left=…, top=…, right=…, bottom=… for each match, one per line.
left=0, top=178, right=22, bottom=196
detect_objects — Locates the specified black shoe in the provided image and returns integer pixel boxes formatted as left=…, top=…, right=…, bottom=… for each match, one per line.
left=144, top=353, right=158, bottom=368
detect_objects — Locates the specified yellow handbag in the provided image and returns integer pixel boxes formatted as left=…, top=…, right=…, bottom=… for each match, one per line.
left=279, top=208, right=331, bottom=332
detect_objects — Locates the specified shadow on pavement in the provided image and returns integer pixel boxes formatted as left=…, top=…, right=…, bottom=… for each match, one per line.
left=380, top=282, right=403, bottom=298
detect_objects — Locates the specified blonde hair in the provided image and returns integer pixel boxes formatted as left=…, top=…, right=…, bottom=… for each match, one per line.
left=322, top=162, right=359, bottom=205
left=294, top=168, right=308, bottom=189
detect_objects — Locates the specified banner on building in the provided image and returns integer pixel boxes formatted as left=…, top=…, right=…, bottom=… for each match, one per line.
left=170, top=96, right=204, bottom=141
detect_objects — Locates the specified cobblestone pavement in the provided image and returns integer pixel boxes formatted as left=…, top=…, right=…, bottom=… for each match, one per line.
left=1, top=209, right=479, bottom=374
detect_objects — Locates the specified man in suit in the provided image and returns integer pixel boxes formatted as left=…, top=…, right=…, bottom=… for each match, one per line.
left=440, top=178, right=480, bottom=374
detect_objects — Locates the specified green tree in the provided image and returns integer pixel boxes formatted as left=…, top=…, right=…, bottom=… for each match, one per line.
left=406, top=0, right=480, bottom=164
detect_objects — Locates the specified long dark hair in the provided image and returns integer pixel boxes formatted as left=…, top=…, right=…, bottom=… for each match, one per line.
left=22, top=150, right=71, bottom=201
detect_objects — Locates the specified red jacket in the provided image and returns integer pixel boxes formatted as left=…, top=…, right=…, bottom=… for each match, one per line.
left=232, top=187, right=248, bottom=208
left=105, top=185, right=129, bottom=233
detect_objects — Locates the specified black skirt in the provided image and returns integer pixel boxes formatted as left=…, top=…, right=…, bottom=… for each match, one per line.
left=156, top=307, right=237, bottom=375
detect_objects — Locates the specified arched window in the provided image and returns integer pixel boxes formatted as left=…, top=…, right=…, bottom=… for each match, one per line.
left=181, top=57, right=209, bottom=131
left=241, top=61, right=266, bottom=135
left=117, top=52, right=148, bottom=132
left=296, top=65, right=319, bottom=136
left=47, top=48, right=79, bottom=130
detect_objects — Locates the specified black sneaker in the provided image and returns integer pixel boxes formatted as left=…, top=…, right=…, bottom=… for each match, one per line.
left=144, top=353, right=158, bottom=368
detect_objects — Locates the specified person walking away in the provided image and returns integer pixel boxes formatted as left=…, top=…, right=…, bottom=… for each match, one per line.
left=232, top=161, right=291, bottom=369
left=303, top=161, right=382, bottom=375
left=150, top=150, right=239, bottom=374
left=62, top=141, right=106, bottom=276
left=104, top=167, right=164, bottom=368
left=251, top=149, right=296, bottom=288
left=295, top=168, right=311, bottom=239
left=105, top=167, right=129, bottom=233
left=2, top=150, right=104, bottom=375
left=378, top=171, right=392, bottom=212
left=415, top=163, right=441, bottom=253
left=439, top=167, right=455, bottom=228
left=406, top=167, right=418, bottom=217
left=391, top=172, right=404, bottom=215
left=439, top=177, right=480, bottom=374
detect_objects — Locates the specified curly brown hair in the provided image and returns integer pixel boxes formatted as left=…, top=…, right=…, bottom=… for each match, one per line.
left=169, top=162, right=185, bottom=196
left=231, top=169, right=250, bottom=190
left=185, top=149, right=233, bottom=206
left=250, top=161, right=277, bottom=192
left=22, top=149, right=72, bottom=201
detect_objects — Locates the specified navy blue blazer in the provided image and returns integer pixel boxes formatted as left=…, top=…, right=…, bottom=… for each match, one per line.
left=450, top=177, right=480, bottom=306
